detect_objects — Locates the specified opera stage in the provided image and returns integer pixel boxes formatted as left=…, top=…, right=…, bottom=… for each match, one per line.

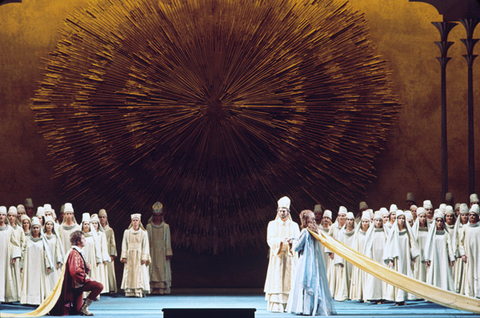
left=0, top=289, right=475, bottom=318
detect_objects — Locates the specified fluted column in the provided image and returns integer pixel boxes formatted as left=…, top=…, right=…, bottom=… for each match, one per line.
left=432, top=21, right=457, bottom=198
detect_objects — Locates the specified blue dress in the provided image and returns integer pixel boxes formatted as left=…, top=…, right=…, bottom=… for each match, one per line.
left=286, top=229, right=336, bottom=316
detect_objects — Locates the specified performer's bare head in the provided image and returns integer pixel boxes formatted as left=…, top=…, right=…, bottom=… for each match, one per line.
left=300, top=209, right=318, bottom=233
left=71, top=230, right=86, bottom=247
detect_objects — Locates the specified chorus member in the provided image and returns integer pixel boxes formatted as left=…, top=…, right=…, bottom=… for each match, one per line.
left=410, top=205, right=418, bottom=222
left=121, top=214, right=150, bottom=297
left=7, top=206, right=24, bottom=301
left=386, top=204, right=397, bottom=230
left=453, top=203, right=469, bottom=294
left=286, top=210, right=336, bottom=316
left=325, top=206, right=347, bottom=296
left=24, top=198, right=34, bottom=219
left=381, top=208, right=389, bottom=225
left=333, top=212, right=356, bottom=301
left=264, top=196, right=300, bottom=313
left=459, top=204, right=480, bottom=298
left=470, top=193, right=479, bottom=207
left=350, top=211, right=370, bottom=301
left=20, top=217, right=53, bottom=305
left=319, top=210, right=332, bottom=273
left=99, top=209, right=117, bottom=293
left=91, top=214, right=110, bottom=293
left=385, top=210, right=419, bottom=306
left=21, top=214, right=31, bottom=237
left=314, top=204, right=323, bottom=226
left=423, top=200, right=434, bottom=225
left=412, top=207, right=429, bottom=284
left=43, top=216, right=65, bottom=293
left=59, top=203, right=81, bottom=253
left=363, top=211, right=389, bottom=304
left=81, top=213, right=103, bottom=296
left=147, top=202, right=172, bottom=295
left=406, top=192, right=416, bottom=211
left=0, top=206, right=21, bottom=303
left=424, top=212, right=454, bottom=291
left=16, top=204, right=26, bottom=224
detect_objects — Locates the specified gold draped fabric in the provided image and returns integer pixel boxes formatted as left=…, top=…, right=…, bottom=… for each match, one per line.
left=309, top=229, right=480, bottom=314
left=3, top=232, right=480, bottom=316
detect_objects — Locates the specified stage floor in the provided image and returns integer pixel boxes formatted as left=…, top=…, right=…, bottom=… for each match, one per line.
left=0, top=289, right=477, bottom=317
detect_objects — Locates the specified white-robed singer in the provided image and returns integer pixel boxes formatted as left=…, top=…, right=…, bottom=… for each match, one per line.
left=264, top=196, right=300, bottom=313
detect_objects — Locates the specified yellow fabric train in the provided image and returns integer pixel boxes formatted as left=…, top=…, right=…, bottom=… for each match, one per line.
left=309, top=229, right=480, bottom=314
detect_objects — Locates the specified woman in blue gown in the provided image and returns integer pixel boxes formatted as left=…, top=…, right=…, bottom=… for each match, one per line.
left=287, top=210, right=336, bottom=316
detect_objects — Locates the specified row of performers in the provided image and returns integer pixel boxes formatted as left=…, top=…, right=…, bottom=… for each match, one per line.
left=264, top=196, right=480, bottom=314
left=0, top=201, right=172, bottom=306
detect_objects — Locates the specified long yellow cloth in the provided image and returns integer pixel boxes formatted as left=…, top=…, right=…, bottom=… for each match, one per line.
left=0, top=261, right=66, bottom=317
left=309, top=229, right=480, bottom=313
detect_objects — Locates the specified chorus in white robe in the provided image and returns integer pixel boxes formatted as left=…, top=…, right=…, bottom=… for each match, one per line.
left=264, top=196, right=300, bottom=313
left=43, top=217, right=65, bottom=295
left=121, top=214, right=151, bottom=297
left=349, top=213, right=370, bottom=301
left=325, top=207, right=347, bottom=296
left=458, top=204, right=480, bottom=298
left=411, top=209, right=429, bottom=285
left=58, top=203, right=80, bottom=253
left=91, top=214, right=111, bottom=294
left=453, top=204, right=469, bottom=294
left=333, top=212, right=356, bottom=301
left=147, top=208, right=173, bottom=295
left=99, top=209, right=118, bottom=293
left=0, top=210, right=22, bottom=303
left=81, top=216, right=103, bottom=289
left=384, top=211, right=419, bottom=304
left=363, top=212, right=389, bottom=302
left=7, top=207, right=24, bottom=302
left=20, top=221, right=54, bottom=305
left=424, top=215, right=455, bottom=291
left=286, top=210, right=336, bottom=316
left=319, top=210, right=332, bottom=276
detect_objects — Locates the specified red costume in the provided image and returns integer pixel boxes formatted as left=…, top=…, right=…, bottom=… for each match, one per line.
left=53, top=247, right=103, bottom=315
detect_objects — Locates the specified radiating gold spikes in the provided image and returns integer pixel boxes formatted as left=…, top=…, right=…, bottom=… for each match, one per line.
left=32, top=0, right=399, bottom=253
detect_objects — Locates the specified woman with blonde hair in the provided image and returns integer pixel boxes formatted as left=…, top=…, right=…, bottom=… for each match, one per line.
left=286, top=210, right=335, bottom=316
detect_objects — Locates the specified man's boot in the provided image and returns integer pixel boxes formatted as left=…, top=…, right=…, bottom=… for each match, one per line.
left=80, top=298, right=94, bottom=316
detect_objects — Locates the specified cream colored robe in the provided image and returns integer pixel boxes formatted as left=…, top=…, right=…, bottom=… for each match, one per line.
left=44, top=233, right=64, bottom=295
left=363, top=227, right=389, bottom=301
left=454, top=222, right=467, bottom=294
left=58, top=223, right=81, bottom=254
left=333, top=227, right=355, bottom=301
left=458, top=222, right=480, bottom=298
left=104, top=225, right=117, bottom=293
left=20, top=236, right=53, bottom=305
left=147, top=222, right=172, bottom=294
left=384, top=226, right=419, bottom=302
left=0, top=225, right=21, bottom=303
left=9, top=225, right=24, bottom=302
left=349, top=228, right=367, bottom=301
left=264, top=217, right=300, bottom=312
left=97, top=230, right=111, bottom=293
left=319, top=225, right=330, bottom=275
left=121, top=228, right=150, bottom=297
left=424, top=228, right=455, bottom=291
left=325, top=222, right=343, bottom=296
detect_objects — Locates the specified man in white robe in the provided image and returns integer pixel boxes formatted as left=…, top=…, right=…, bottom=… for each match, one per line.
left=424, top=200, right=434, bottom=226
left=147, top=202, right=173, bottom=295
left=58, top=203, right=81, bottom=253
left=264, top=196, right=300, bottom=313
left=0, top=206, right=21, bottom=303
left=99, top=209, right=118, bottom=293
left=459, top=204, right=480, bottom=298
left=7, top=206, right=24, bottom=302
left=470, top=193, right=479, bottom=207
